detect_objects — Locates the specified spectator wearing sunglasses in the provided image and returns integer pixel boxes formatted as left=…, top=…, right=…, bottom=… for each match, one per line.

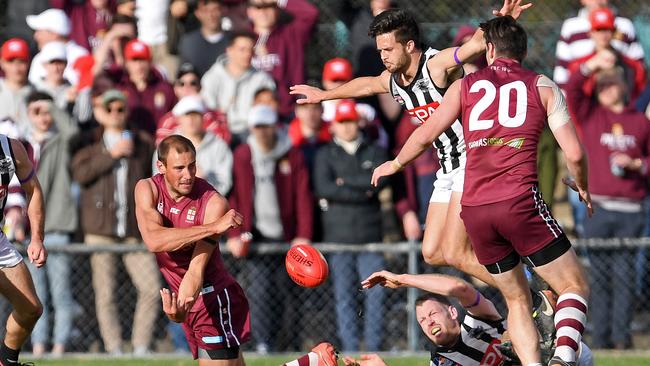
left=156, top=62, right=230, bottom=145
left=201, top=31, right=275, bottom=146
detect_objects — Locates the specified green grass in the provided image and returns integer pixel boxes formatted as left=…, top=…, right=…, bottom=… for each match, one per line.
left=20, top=354, right=650, bottom=366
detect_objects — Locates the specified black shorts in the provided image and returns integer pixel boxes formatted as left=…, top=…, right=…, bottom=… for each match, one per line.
left=198, top=346, right=240, bottom=360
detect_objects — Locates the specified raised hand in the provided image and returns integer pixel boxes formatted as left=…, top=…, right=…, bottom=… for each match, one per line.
left=289, top=84, right=326, bottom=104
left=493, top=0, right=533, bottom=20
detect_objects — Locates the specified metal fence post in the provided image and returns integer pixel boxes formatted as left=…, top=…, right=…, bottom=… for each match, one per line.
left=406, top=240, right=419, bottom=352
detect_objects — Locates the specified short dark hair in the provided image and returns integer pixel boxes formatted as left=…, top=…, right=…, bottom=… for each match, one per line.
left=26, top=91, right=53, bottom=106
left=368, top=9, right=420, bottom=45
left=479, top=16, right=527, bottom=62
left=415, top=292, right=453, bottom=308
left=198, top=0, right=223, bottom=6
left=227, top=30, right=257, bottom=47
left=158, top=135, right=196, bottom=165
left=253, top=87, right=277, bottom=101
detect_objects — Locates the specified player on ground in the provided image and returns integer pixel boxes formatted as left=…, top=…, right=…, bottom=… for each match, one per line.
left=372, top=16, right=591, bottom=366
left=290, top=1, right=531, bottom=288
left=135, top=135, right=248, bottom=365
left=0, top=135, right=46, bottom=366
left=342, top=271, right=593, bottom=366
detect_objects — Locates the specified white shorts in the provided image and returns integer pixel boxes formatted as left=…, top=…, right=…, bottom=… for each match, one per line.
left=0, top=234, right=23, bottom=268
left=429, top=166, right=465, bottom=203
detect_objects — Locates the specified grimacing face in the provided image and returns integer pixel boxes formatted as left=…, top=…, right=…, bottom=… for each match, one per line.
left=375, top=32, right=411, bottom=74
left=159, top=149, right=197, bottom=197
left=415, top=299, right=461, bottom=347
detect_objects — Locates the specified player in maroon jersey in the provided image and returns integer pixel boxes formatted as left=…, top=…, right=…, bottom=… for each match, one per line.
left=372, top=16, right=591, bottom=366
left=290, top=0, right=531, bottom=291
left=134, top=135, right=248, bottom=365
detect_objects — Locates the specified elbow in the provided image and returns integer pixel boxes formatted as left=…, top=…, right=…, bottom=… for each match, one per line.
left=449, top=280, right=473, bottom=299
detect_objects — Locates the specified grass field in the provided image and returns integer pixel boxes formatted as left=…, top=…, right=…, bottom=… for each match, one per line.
left=20, top=353, right=650, bottom=366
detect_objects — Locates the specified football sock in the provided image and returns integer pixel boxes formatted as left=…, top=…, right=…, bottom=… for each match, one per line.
left=554, top=293, right=588, bottom=363
left=283, top=352, right=319, bottom=366
left=0, top=342, right=19, bottom=366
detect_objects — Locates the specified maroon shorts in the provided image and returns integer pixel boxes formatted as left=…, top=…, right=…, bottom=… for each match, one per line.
left=183, top=282, right=251, bottom=359
left=460, top=186, right=564, bottom=266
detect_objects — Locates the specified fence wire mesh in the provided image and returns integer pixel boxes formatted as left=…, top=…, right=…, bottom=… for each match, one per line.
left=3, top=240, right=650, bottom=355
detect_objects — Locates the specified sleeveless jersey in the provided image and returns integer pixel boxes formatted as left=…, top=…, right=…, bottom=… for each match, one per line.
left=390, top=47, right=465, bottom=174
left=460, top=58, right=547, bottom=206
left=0, top=135, right=16, bottom=223
left=151, top=174, right=237, bottom=297
left=430, top=313, right=506, bottom=366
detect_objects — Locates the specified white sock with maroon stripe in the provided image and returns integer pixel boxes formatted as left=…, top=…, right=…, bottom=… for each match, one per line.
left=283, top=352, right=319, bottom=366
left=554, top=293, right=588, bottom=363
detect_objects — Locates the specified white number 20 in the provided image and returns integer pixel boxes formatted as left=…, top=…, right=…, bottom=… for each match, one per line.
left=468, top=80, right=527, bottom=131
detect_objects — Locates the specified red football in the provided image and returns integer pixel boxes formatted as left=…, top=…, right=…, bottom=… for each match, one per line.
left=285, top=244, right=329, bottom=288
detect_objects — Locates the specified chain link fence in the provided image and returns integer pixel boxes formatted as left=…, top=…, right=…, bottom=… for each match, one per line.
left=2, top=239, right=649, bottom=355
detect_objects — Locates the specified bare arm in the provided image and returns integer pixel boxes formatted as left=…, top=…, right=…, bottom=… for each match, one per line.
left=371, top=79, right=462, bottom=186
left=538, top=84, right=592, bottom=216
left=362, top=270, right=501, bottom=320
left=176, top=194, right=230, bottom=309
left=11, top=139, right=46, bottom=267
left=134, top=179, right=242, bottom=252
left=290, top=71, right=391, bottom=104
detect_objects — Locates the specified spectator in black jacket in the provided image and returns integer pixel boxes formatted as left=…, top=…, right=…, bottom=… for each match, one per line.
left=313, top=100, right=388, bottom=352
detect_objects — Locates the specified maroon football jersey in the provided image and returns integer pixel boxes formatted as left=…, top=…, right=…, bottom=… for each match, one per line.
left=460, top=58, right=547, bottom=206
left=151, top=173, right=237, bottom=298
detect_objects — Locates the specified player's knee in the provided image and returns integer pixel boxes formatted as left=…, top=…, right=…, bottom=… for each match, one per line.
left=16, top=299, right=43, bottom=325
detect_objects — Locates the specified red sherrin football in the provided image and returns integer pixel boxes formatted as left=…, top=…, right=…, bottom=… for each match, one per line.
left=285, top=244, right=329, bottom=288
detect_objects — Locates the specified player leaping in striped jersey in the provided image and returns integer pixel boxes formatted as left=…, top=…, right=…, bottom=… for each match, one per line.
left=290, top=0, right=531, bottom=289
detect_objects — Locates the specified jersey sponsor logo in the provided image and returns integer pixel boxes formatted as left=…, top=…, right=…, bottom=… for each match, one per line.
left=600, top=124, right=636, bottom=150
left=415, top=78, right=431, bottom=91
left=467, top=137, right=525, bottom=149
left=157, top=201, right=164, bottom=214
left=289, top=248, right=313, bottom=267
left=407, top=101, right=440, bottom=123
left=170, top=207, right=180, bottom=215
left=480, top=339, right=504, bottom=366
left=393, top=95, right=405, bottom=105
left=432, top=356, right=460, bottom=366
left=186, top=207, right=197, bottom=222
left=0, top=157, right=12, bottom=174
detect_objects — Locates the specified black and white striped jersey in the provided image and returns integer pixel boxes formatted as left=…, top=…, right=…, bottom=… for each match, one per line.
left=0, top=135, right=16, bottom=223
left=430, top=313, right=507, bottom=366
left=389, top=47, right=465, bottom=173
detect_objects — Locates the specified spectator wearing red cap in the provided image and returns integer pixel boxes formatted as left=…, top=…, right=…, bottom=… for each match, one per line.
left=0, top=38, right=34, bottom=129
left=201, top=31, right=275, bottom=144
left=313, top=99, right=389, bottom=352
left=247, top=0, right=319, bottom=120
left=156, top=62, right=231, bottom=147
left=102, top=39, right=176, bottom=135
left=568, top=7, right=646, bottom=101
left=51, top=0, right=116, bottom=52
left=26, top=8, right=89, bottom=87
left=553, top=1, right=644, bottom=91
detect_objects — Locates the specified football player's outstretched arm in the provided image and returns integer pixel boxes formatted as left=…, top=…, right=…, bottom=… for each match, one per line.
left=12, top=138, right=47, bottom=267
left=290, top=71, right=390, bottom=104
left=134, top=179, right=243, bottom=252
left=362, top=270, right=500, bottom=320
left=537, top=77, right=592, bottom=217
left=371, top=79, right=462, bottom=186
left=176, top=194, right=231, bottom=312
left=427, top=0, right=533, bottom=85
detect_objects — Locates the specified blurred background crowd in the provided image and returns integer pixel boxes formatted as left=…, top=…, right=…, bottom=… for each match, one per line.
left=0, top=0, right=649, bottom=357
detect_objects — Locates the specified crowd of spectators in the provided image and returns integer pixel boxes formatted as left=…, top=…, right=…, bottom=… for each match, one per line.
left=0, top=0, right=647, bottom=356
